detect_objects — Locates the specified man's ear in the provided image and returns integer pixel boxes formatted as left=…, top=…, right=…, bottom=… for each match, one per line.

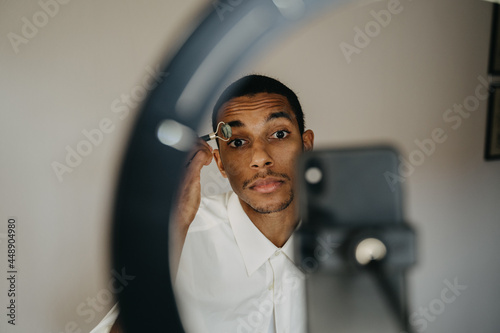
left=213, top=149, right=228, bottom=178
left=302, top=129, right=314, bottom=152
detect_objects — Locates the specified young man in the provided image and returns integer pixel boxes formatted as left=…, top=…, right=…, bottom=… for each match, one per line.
left=92, top=75, right=314, bottom=333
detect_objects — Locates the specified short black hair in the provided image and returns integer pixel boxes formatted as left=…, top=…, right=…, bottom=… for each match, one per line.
left=212, top=75, right=305, bottom=134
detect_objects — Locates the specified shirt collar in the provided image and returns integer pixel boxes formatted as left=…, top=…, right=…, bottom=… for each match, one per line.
left=227, top=192, right=298, bottom=276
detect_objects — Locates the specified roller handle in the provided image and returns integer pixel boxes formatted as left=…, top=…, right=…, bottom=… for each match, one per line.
left=200, top=133, right=216, bottom=141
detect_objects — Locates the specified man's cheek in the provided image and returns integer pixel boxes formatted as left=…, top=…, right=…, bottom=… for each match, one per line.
left=222, top=159, right=244, bottom=177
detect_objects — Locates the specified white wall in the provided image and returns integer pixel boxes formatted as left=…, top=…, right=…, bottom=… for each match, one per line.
left=248, top=1, right=500, bottom=332
left=1, top=0, right=499, bottom=332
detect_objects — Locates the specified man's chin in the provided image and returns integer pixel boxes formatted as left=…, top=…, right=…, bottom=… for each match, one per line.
left=246, top=192, right=294, bottom=215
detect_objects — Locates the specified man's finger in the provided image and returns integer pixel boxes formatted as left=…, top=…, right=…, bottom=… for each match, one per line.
left=185, top=140, right=213, bottom=168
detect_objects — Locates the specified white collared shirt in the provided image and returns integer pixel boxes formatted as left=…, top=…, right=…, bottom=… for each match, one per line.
left=174, top=192, right=307, bottom=333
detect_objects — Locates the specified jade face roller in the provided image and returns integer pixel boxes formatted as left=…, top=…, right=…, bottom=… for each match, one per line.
left=200, top=122, right=232, bottom=142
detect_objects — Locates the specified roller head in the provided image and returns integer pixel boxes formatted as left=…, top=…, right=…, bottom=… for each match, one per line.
left=220, top=123, right=232, bottom=139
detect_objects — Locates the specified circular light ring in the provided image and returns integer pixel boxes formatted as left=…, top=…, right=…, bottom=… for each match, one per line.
left=112, top=0, right=350, bottom=331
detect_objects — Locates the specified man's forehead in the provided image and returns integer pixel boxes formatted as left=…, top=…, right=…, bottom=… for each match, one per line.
left=217, top=93, right=295, bottom=121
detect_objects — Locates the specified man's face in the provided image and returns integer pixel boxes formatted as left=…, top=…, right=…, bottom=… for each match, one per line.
left=213, top=92, right=314, bottom=215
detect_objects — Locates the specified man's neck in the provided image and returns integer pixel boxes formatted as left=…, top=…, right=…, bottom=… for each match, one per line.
left=239, top=198, right=298, bottom=248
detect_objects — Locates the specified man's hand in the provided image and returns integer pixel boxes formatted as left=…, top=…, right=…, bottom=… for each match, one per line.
left=170, top=139, right=213, bottom=278
left=175, top=140, right=213, bottom=228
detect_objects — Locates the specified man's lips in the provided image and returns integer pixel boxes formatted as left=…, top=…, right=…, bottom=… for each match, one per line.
left=249, top=178, right=284, bottom=194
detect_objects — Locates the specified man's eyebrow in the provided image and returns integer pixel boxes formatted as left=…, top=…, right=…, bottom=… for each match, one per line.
left=225, top=112, right=292, bottom=129
left=266, top=111, right=293, bottom=122
left=227, top=120, right=245, bottom=128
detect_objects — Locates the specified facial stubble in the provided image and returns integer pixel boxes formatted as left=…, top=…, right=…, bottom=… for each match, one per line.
left=240, top=169, right=294, bottom=214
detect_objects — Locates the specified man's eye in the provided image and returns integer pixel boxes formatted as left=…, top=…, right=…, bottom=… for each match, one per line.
left=228, top=138, right=246, bottom=148
left=272, top=130, right=290, bottom=139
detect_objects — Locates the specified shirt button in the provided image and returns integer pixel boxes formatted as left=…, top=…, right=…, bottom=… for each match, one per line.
left=268, top=283, right=274, bottom=290
left=275, top=250, right=281, bottom=256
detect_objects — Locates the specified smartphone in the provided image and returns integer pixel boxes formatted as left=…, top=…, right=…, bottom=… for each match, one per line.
left=295, top=146, right=415, bottom=333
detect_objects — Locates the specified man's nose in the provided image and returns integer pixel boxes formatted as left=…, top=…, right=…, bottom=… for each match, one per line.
left=250, top=141, right=274, bottom=169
